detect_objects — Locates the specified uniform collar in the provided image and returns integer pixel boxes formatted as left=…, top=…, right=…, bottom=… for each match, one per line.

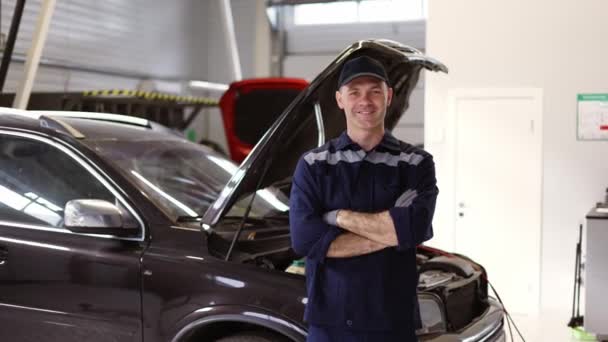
left=378, top=131, right=401, bottom=152
left=334, top=131, right=357, bottom=150
left=334, top=131, right=401, bottom=152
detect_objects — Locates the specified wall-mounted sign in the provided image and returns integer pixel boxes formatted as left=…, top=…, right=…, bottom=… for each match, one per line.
left=578, top=94, right=608, bottom=140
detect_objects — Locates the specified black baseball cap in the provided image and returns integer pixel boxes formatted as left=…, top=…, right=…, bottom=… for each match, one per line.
left=337, top=56, right=389, bottom=89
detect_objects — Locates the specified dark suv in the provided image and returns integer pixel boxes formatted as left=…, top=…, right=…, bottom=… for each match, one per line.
left=0, top=40, right=505, bottom=342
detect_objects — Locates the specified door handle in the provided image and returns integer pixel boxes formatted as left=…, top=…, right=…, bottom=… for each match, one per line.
left=458, top=202, right=466, bottom=218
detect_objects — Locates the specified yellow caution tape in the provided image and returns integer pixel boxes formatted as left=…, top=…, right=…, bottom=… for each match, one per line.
left=81, top=89, right=218, bottom=105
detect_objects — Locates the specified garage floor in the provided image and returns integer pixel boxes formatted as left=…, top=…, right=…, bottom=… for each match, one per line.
left=507, top=310, right=591, bottom=342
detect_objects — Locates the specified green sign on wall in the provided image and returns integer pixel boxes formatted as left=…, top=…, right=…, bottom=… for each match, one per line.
left=577, top=93, right=608, bottom=140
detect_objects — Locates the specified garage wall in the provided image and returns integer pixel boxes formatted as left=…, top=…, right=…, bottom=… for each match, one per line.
left=425, top=0, right=608, bottom=329
left=282, top=19, right=425, bottom=79
left=198, top=0, right=272, bottom=153
left=285, top=20, right=425, bottom=56
left=0, top=0, right=209, bottom=92
left=204, top=0, right=271, bottom=83
left=283, top=20, right=427, bottom=145
left=1, top=0, right=271, bottom=153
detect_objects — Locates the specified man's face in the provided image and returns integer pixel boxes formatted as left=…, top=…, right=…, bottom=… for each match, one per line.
left=335, top=76, right=393, bottom=133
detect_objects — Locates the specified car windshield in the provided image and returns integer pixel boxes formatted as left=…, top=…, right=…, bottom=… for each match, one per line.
left=88, top=139, right=289, bottom=223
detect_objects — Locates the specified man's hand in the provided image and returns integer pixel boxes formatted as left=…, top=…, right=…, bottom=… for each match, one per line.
left=323, top=209, right=398, bottom=246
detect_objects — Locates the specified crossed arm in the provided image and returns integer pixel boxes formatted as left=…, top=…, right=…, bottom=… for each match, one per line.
left=289, top=156, right=437, bottom=262
left=325, top=211, right=396, bottom=257
left=327, top=230, right=389, bottom=257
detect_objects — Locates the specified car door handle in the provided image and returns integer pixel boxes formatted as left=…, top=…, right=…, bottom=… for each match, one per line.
left=0, top=248, right=7, bottom=265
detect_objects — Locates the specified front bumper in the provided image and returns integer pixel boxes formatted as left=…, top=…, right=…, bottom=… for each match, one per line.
left=422, top=298, right=505, bottom=342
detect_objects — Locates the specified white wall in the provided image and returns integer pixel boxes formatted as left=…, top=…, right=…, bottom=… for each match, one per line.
left=285, top=20, right=425, bottom=55
left=425, top=0, right=608, bottom=336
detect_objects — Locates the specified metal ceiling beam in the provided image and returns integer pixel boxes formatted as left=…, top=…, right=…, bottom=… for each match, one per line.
left=13, top=0, right=56, bottom=109
left=0, top=0, right=26, bottom=93
left=219, top=0, right=242, bottom=81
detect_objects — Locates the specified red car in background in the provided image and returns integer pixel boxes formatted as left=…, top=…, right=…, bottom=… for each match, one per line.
left=219, top=78, right=308, bottom=163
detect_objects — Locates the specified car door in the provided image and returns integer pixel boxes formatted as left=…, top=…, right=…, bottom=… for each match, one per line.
left=0, top=131, right=145, bottom=341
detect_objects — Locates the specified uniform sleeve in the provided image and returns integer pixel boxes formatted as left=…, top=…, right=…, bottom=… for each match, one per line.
left=388, top=155, right=438, bottom=250
left=289, top=157, right=341, bottom=263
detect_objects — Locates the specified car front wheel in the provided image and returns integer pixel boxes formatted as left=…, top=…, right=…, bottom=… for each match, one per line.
left=215, top=330, right=290, bottom=342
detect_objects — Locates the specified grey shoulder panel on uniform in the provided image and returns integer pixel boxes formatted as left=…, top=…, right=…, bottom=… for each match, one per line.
left=303, top=149, right=425, bottom=167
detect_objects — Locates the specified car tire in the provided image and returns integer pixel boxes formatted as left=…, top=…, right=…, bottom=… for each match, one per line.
left=215, top=330, right=289, bottom=342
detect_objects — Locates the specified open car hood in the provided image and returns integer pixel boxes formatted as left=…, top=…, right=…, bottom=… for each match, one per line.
left=202, top=39, right=447, bottom=227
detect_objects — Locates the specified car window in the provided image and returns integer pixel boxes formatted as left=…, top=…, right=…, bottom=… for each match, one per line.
left=0, top=134, right=133, bottom=228
left=88, top=139, right=288, bottom=222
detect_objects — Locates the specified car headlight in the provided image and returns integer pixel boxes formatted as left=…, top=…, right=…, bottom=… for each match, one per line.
left=417, top=293, right=447, bottom=335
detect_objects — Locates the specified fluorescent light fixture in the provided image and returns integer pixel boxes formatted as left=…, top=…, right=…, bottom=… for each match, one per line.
left=189, top=80, right=229, bottom=92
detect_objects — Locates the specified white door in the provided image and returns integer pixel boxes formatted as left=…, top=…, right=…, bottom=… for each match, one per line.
left=450, top=88, right=542, bottom=315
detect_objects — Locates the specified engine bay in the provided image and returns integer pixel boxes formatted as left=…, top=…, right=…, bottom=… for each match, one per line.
left=207, top=222, right=490, bottom=332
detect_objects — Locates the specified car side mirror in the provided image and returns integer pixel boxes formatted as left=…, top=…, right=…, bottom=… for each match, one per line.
left=64, top=199, right=139, bottom=237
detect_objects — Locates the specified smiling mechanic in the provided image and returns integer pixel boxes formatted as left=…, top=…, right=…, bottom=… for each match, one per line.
left=289, top=56, right=439, bottom=342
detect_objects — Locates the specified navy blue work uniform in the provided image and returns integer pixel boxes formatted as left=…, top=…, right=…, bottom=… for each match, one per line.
left=289, top=131, right=438, bottom=342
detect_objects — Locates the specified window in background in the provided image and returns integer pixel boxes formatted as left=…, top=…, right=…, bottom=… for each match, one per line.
left=359, top=0, right=425, bottom=22
left=293, top=0, right=426, bottom=26
left=294, top=1, right=358, bottom=25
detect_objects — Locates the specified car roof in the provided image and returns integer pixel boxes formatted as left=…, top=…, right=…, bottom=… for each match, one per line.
left=0, top=108, right=184, bottom=142
left=59, top=117, right=184, bottom=142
